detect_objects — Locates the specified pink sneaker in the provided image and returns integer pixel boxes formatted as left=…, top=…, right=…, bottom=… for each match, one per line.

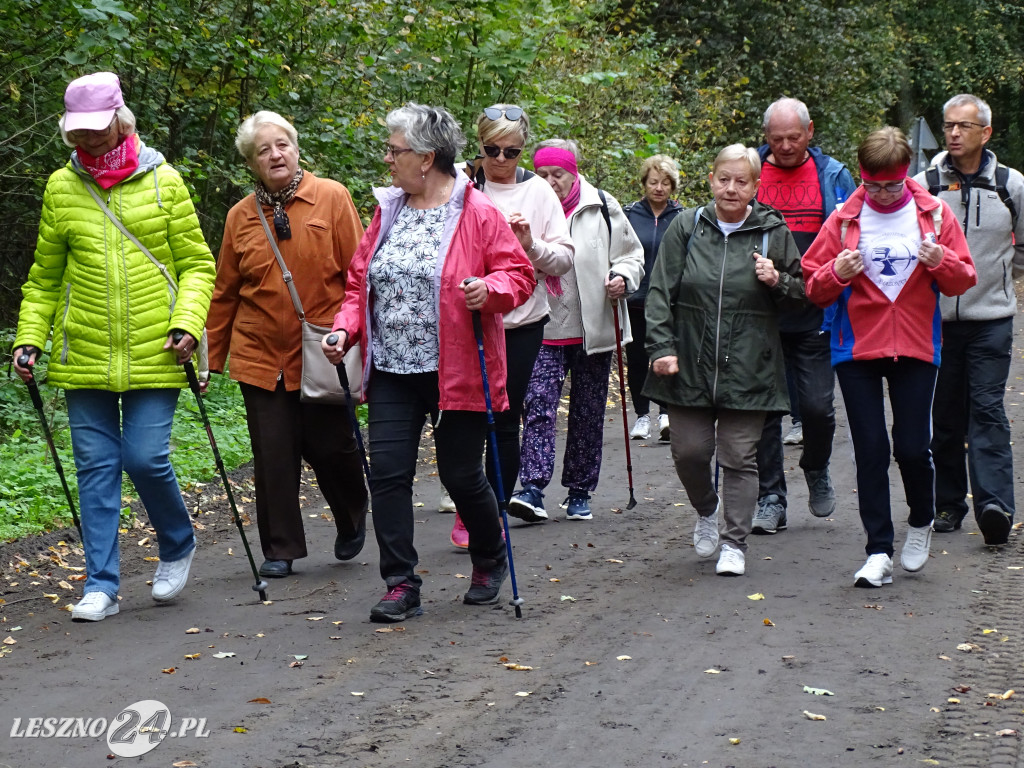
left=450, top=512, right=469, bottom=549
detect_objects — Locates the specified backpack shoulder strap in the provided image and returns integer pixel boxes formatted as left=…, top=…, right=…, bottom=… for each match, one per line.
left=926, top=165, right=943, bottom=195
left=598, top=189, right=611, bottom=237
left=994, top=164, right=1019, bottom=230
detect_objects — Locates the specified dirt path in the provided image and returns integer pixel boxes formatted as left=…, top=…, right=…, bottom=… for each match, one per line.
left=2, top=332, right=1023, bottom=768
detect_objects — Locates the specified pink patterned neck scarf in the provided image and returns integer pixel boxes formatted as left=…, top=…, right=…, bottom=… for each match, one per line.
left=77, top=134, right=139, bottom=190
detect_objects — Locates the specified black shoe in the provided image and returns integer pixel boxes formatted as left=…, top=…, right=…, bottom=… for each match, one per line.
left=978, top=504, right=1012, bottom=546
left=370, top=583, right=421, bottom=622
left=334, top=520, right=366, bottom=561
left=258, top=559, right=293, bottom=578
left=463, top=553, right=509, bottom=605
left=933, top=507, right=966, bottom=533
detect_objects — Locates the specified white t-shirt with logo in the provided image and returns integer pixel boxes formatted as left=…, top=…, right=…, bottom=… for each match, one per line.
left=857, top=200, right=921, bottom=303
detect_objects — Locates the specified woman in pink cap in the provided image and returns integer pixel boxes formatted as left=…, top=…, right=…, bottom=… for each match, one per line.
left=803, top=127, right=975, bottom=588
left=12, top=72, right=216, bottom=621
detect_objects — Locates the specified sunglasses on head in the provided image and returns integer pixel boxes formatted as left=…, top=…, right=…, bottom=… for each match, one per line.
left=482, top=145, right=523, bottom=160
left=483, top=106, right=524, bottom=122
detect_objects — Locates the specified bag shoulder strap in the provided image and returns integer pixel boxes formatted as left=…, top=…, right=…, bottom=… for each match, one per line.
left=597, top=189, right=612, bottom=237
left=84, top=180, right=176, bottom=295
left=926, top=165, right=941, bottom=196
left=994, top=164, right=1019, bottom=230
left=255, top=198, right=306, bottom=321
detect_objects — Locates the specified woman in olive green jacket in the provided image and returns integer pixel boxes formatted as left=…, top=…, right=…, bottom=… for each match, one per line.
left=12, top=73, right=215, bottom=622
left=643, top=144, right=803, bottom=577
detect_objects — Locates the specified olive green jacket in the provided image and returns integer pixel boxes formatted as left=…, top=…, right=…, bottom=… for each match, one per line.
left=642, top=201, right=804, bottom=412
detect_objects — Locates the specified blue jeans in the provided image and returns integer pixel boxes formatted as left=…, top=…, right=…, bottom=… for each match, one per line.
left=756, top=328, right=835, bottom=505
left=836, top=359, right=937, bottom=557
left=932, top=318, right=1015, bottom=521
left=66, top=389, right=195, bottom=599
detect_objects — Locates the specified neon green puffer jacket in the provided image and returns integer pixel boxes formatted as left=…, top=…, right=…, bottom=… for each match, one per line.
left=14, top=142, right=216, bottom=391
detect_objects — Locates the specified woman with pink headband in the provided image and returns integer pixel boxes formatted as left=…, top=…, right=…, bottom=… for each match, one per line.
left=803, top=127, right=975, bottom=588
left=506, top=140, right=643, bottom=521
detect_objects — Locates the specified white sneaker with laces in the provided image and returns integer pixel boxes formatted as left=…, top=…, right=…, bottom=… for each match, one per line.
left=854, top=553, right=893, bottom=587
left=658, top=413, right=671, bottom=442
left=438, top=489, right=457, bottom=514
left=630, top=414, right=651, bottom=440
left=693, top=506, right=720, bottom=558
left=900, top=524, right=932, bottom=572
left=715, top=543, right=745, bottom=575
left=71, top=591, right=119, bottom=622
left=152, top=545, right=196, bottom=602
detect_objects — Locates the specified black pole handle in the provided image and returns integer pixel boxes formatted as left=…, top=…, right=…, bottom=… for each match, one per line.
left=326, top=333, right=350, bottom=390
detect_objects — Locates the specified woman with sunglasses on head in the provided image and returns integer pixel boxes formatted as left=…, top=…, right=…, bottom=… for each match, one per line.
left=445, top=104, right=574, bottom=536
left=803, top=127, right=975, bottom=589
left=323, top=103, right=534, bottom=622
left=12, top=72, right=216, bottom=621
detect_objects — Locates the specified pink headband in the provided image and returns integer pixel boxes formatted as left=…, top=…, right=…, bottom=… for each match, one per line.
left=533, top=147, right=578, bottom=177
left=860, top=162, right=909, bottom=182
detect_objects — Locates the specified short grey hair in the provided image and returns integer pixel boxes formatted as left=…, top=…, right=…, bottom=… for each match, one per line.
left=387, top=102, right=466, bottom=175
left=712, top=144, right=762, bottom=179
left=533, top=138, right=582, bottom=161
left=762, top=97, right=811, bottom=131
left=943, top=94, right=992, bottom=126
left=59, top=105, right=136, bottom=149
left=235, top=111, right=299, bottom=163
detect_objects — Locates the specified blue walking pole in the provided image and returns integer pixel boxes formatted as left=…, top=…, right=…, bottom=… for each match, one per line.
left=465, top=278, right=524, bottom=618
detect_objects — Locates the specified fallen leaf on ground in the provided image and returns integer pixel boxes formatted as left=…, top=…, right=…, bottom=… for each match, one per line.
left=803, top=710, right=827, bottom=721
left=864, top=604, right=883, bottom=610
left=351, top=692, right=364, bottom=696
left=937, top=654, right=951, bottom=661
left=213, top=652, right=236, bottom=659
left=560, top=595, right=576, bottom=602
left=728, top=738, right=740, bottom=745
left=43, top=593, right=59, bottom=603
left=929, top=707, right=940, bottom=713
left=584, top=661, right=598, bottom=666
left=763, top=618, right=775, bottom=626
left=617, top=655, right=632, bottom=661
left=606, top=558, right=624, bottom=563
left=137, top=537, right=150, bottom=546
left=947, top=697, right=960, bottom=704
left=143, top=556, right=159, bottom=562
left=704, top=668, right=721, bottom=674
left=747, top=593, right=765, bottom=600
left=956, top=643, right=981, bottom=652
left=995, top=728, right=1017, bottom=737
left=162, top=668, right=176, bottom=674
left=987, top=690, right=1015, bottom=700
left=184, top=653, right=201, bottom=660
left=248, top=698, right=271, bottom=704
left=549, top=578, right=561, bottom=582
left=58, top=580, right=72, bottom=590
left=306, top=616, right=324, bottom=621
left=289, top=661, right=304, bottom=668
left=455, top=573, right=468, bottom=579
left=514, top=691, right=532, bottom=697
left=504, top=663, right=533, bottom=671
left=172, top=761, right=198, bottom=767
left=803, top=686, right=834, bottom=696
left=982, top=628, right=998, bottom=634
left=332, top=621, right=343, bottom=625
left=234, top=726, right=247, bottom=733
left=185, top=627, right=200, bottom=634
left=292, top=654, right=308, bottom=660
left=329, top=636, right=343, bottom=640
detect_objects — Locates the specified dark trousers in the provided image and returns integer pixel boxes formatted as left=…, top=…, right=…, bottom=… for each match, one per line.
left=836, top=358, right=937, bottom=557
left=240, top=381, right=368, bottom=562
left=486, top=319, right=545, bottom=503
left=756, top=328, right=836, bottom=505
left=932, top=317, right=1015, bottom=521
left=625, top=304, right=661, bottom=417
left=369, top=370, right=503, bottom=588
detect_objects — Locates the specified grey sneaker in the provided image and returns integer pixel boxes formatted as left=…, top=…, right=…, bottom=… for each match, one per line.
left=751, top=494, right=787, bottom=535
left=900, top=524, right=932, bottom=572
left=805, top=467, right=836, bottom=518
left=693, top=506, right=720, bottom=558
left=783, top=422, right=803, bottom=445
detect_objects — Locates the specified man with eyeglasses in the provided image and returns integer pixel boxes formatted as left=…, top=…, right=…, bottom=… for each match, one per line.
left=912, top=94, right=1024, bottom=545
left=750, top=97, right=857, bottom=536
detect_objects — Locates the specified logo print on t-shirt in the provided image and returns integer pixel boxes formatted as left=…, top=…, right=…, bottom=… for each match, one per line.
left=862, top=230, right=919, bottom=302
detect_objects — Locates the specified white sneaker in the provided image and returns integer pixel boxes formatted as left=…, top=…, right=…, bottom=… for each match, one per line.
left=438, top=489, right=457, bottom=514
left=715, top=543, right=745, bottom=576
left=71, top=592, right=119, bottom=622
left=900, top=524, right=932, bottom=572
left=152, top=545, right=196, bottom=603
left=693, top=507, right=720, bottom=558
left=630, top=414, right=651, bottom=440
left=783, top=422, right=803, bottom=445
left=854, top=553, right=893, bottom=587
left=658, top=413, right=671, bottom=442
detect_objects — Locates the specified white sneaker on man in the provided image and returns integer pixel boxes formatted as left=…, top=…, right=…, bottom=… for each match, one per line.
left=693, top=507, right=720, bottom=558
left=715, top=543, right=745, bottom=576
left=152, top=545, right=196, bottom=602
left=900, top=524, right=932, bottom=572
left=630, top=414, right=651, bottom=440
left=71, top=592, right=119, bottom=622
left=658, top=413, right=671, bottom=442
left=438, top=489, right=457, bottom=514
left=854, top=553, right=893, bottom=587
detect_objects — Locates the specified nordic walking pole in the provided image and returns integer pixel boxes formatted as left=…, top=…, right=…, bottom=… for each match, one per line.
left=464, top=278, right=524, bottom=618
left=325, top=334, right=370, bottom=483
left=172, top=332, right=268, bottom=602
left=610, top=299, right=638, bottom=510
left=16, top=352, right=84, bottom=542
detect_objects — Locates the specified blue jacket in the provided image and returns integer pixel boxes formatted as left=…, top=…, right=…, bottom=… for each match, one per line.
left=756, top=144, right=857, bottom=333
left=623, top=197, right=683, bottom=307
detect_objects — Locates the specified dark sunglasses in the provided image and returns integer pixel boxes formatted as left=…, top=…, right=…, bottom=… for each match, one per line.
left=483, top=106, right=524, bottom=122
left=482, top=145, right=523, bottom=160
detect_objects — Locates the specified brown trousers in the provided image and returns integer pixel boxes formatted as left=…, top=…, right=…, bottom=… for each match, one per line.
left=240, top=381, right=368, bottom=561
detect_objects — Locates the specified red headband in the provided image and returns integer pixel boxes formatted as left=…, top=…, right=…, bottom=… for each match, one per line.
left=860, top=162, right=909, bottom=182
left=532, top=147, right=578, bottom=176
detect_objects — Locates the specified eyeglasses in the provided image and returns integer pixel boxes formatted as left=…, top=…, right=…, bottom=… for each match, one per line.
left=383, top=143, right=416, bottom=158
left=482, top=145, right=523, bottom=160
left=483, top=106, right=524, bottom=122
left=941, top=121, right=987, bottom=133
left=67, top=119, right=117, bottom=143
left=862, top=180, right=905, bottom=194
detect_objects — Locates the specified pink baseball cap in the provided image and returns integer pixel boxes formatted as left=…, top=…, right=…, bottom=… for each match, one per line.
left=63, top=72, right=124, bottom=132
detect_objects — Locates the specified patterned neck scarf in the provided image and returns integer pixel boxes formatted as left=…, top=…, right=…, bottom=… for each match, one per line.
left=77, top=134, right=140, bottom=190
left=255, top=168, right=304, bottom=239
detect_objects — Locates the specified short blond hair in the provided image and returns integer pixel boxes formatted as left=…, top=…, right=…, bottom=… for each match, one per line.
left=640, top=154, right=679, bottom=191
left=477, top=104, right=529, bottom=147
left=712, top=144, right=761, bottom=179
left=857, top=127, right=911, bottom=175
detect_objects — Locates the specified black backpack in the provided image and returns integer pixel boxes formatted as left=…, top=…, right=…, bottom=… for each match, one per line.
left=926, top=163, right=1018, bottom=231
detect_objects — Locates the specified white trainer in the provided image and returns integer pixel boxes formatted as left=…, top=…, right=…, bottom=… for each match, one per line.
left=152, top=545, right=196, bottom=603
left=693, top=507, right=720, bottom=558
left=438, top=489, right=457, bottom=514
left=630, top=414, right=651, bottom=440
left=854, top=553, right=893, bottom=587
left=715, top=543, right=745, bottom=576
left=71, top=592, right=119, bottom=622
left=658, top=413, right=671, bottom=442
left=900, top=524, right=932, bottom=572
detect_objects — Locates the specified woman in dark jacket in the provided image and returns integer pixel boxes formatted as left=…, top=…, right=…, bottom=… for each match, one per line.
left=644, top=144, right=803, bottom=578
left=624, top=155, right=683, bottom=442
